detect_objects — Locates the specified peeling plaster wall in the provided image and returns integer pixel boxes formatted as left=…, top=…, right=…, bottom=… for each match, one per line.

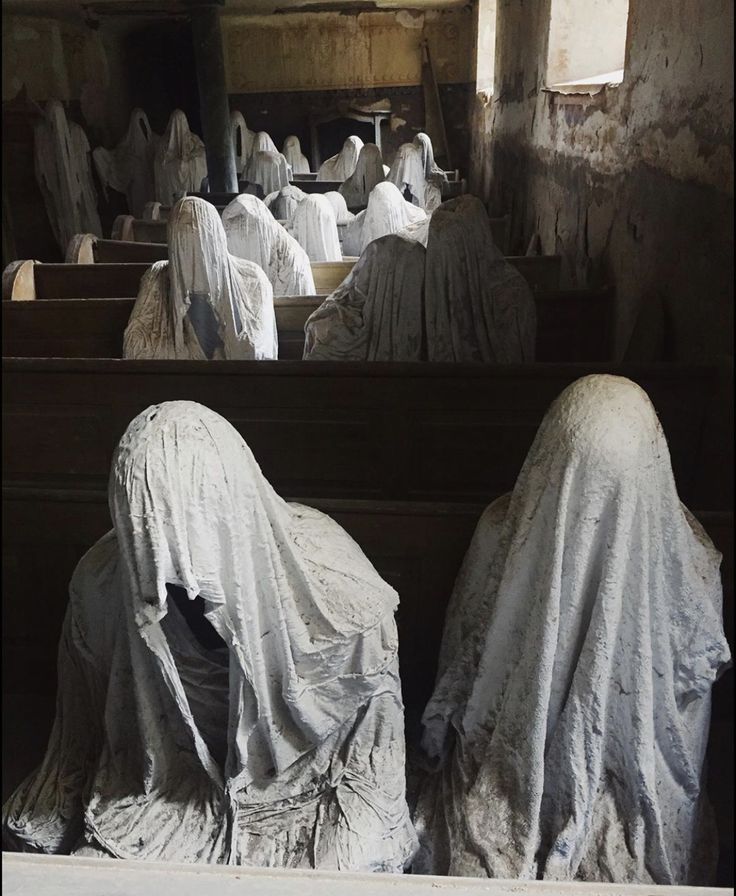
left=469, top=0, right=734, bottom=366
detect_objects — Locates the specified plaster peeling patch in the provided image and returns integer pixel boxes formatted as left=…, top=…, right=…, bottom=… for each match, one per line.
left=391, top=116, right=407, bottom=131
left=396, top=10, right=424, bottom=29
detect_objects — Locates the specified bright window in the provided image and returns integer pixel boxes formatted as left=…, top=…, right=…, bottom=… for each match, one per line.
left=546, top=0, right=629, bottom=91
left=475, top=0, right=496, bottom=94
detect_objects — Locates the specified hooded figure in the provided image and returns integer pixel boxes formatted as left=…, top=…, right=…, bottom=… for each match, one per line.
left=304, top=234, right=425, bottom=362
left=230, top=111, right=255, bottom=177
left=317, top=136, right=363, bottom=182
left=324, top=192, right=355, bottom=226
left=34, top=99, right=102, bottom=252
left=93, top=108, right=159, bottom=219
left=264, top=185, right=307, bottom=224
left=288, top=194, right=342, bottom=263
left=424, top=195, right=536, bottom=363
left=282, top=136, right=310, bottom=175
left=153, top=110, right=208, bottom=205
left=342, top=182, right=426, bottom=257
left=413, top=375, right=731, bottom=884
left=123, top=197, right=276, bottom=360
left=222, top=195, right=316, bottom=297
left=246, top=151, right=291, bottom=196
left=386, top=143, right=432, bottom=211
left=412, top=133, right=447, bottom=213
left=2, top=401, right=418, bottom=870
left=338, top=144, right=385, bottom=209
left=244, top=133, right=281, bottom=180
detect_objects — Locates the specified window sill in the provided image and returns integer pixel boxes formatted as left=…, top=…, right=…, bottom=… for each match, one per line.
left=542, top=82, right=621, bottom=106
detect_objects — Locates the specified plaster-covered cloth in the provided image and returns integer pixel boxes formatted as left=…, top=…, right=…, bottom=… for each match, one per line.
left=341, top=183, right=426, bottom=257
left=34, top=99, right=102, bottom=252
left=247, top=151, right=291, bottom=196
left=386, top=143, right=435, bottom=211
left=304, top=234, right=425, bottom=362
left=123, top=197, right=277, bottom=360
left=264, top=185, right=307, bottom=224
left=317, top=136, right=363, bottom=182
left=412, top=133, right=446, bottom=213
left=338, top=144, right=385, bottom=209
left=93, top=108, right=158, bottom=218
left=288, top=194, right=342, bottom=262
left=222, top=194, right=316, bottom=297
left=231, top=111, right=256, bottom=177
left=244, top=133, right=280, bottom=180
left=282, top=136, right=310, bottom=175
left=154, top=110, right=207, bottom=205
left=324, top=192, right=355, bottom=226
left=413, top=375, right=731, bottom=884
left=2, top=401, right=418, bottom=870
left=424, top=195, right=536, bottom=362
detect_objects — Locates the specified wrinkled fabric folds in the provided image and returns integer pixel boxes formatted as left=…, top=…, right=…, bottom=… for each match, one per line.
left=154, top=110, right=207, bottom=205
left=282, top=136, right=310, bottom=175
left=342, top=182, right=426, bottom=257
left=317, top=137, right=363, bottom=182
left=339, top=144, right=385, bottom=209
left=93, top=108, right=158, bottom=218
left=288, top=194, right=342, bottom=262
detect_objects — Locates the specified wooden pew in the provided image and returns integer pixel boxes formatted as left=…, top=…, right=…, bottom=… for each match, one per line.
left=289, top=180, right=343, bottom=194
left=65, top=234, right=167, bottom=264
left=111, top=215, right=166, bottom=244
left=2, top=287, right=612, bottom=362
left=5, top=255, right=564, bottom=301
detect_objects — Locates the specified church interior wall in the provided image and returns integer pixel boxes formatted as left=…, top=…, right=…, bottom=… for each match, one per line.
left=469, top=0, right=734, bottom=366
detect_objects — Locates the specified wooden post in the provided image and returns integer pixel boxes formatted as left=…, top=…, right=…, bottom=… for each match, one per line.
left=190, top=2, right=238, bottom=193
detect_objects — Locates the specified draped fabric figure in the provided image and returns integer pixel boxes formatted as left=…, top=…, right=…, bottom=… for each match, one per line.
left=413, top=375, right=731, bottom=885
left=2, top=401, right=418, bottom=871
left=153, top=110, right=207, bottom=205
left=342, top=182, right=426, bottom=257
left=244, top=133, right=281, bottom=181
left=288, top=194, right=342, bottom=262
left=230, top=111, right=255, bottom=178
left=338, top=144, right=385, bottom=209
left=34, top=99, right=102, bottom=252
left=424, top=195, right=536, bottom=362
left=93, top=108, right=158, bottom=218
left=282, top=136, right=310, bottom=175
left=264, top=185, right=307, bottom=224
left=123, top=197, right=276, bottom=360
left=304, top=234, right=425, bottom=361
left=412, top=133, right=446, bottom=213
left=222, top=194, right=316, bottom=297
left=247, top=151, right=291, bottom=195
left=317, top=136, right=363, bottom=182
left=386, top=143, right=432, bottom=211
left=324, top=192, right=355, bottom=226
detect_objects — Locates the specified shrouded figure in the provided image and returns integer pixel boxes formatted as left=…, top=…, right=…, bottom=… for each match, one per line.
left=386, top=143, right=436, bottom=212
left=324, top=192, right=355, bottom=226
left=222, top=194, right=315, bottom=297
left=245, top=151, right=290, bottom=196
left=123, top=197, right=277, bottom=360
left=230, top=111, right=255, bottom=177
left=342, top=182, right=426, bottom=257
left=288, top=194, right=342, bottom=262
left=2, top=402, right=418, bottom=869
left=264, top=184, right=307, bottom=224
left=282, top=136, right=310, bottom=175
left=304, top=233, right=425, bottom=361
left=244, top=133, right=280, bottom=182
left=412, top=133, right=447, bottom=213
left=93, top=108, right=158, bottom=219
left=34, top=99, right=102, bottom=252
left=154, top=110, right=207, bottom=205
left=413, top=375, right=731, bottom=884
left=339, top=144, right=385, bottom=209
left=424, top=195, right=536, bottom=362
left=317, top=136, right=363, bottom=182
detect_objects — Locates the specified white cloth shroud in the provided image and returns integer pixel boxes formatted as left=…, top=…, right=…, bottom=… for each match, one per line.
left=317, top=136, right=363, bottom=182
left=153, top=110, right=208, bottom=205
left=282, top=136, right=310, bottom=175
left=264, top=185, right=307, bottom=224
left=34, top=99, right=102, bottom=252
left=342, top=182, right=426, bottom=257
left=413, top=374, right=732, bottom=884
left=386, top=142, right=439, bottom=212
left=412, top=133, right=447, bottom=213
left=2, top=401, right=418, bottom=870
left=424, top=195, right=536, bottom=362
left=222, top=194, right=316, bottom=297
left=324, top=192, right=355, bottom=226
left=304, top=233, right=424, bottom=361
left=288, top=194, right=342, bottom=262
left=230, top=111, right=255, bottom=177
left=93, top=108, right=158, bottom=218
left=244, top=133, right=282, bottom=182
left=247, top=151, right=291, bottom=195
left=123, top=197, right=277, bottom=360
left=338, top=144, right=385, bottom=209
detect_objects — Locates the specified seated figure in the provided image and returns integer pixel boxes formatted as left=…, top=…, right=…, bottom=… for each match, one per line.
left=222, top=194, right=316, bottom=297
left=386, top=143, right=436, bottom=212
left=342, top=182, right=426, bottom=257
left=123, top=197, right=277, bottom=360
left=424, top=195, right=536, bottom=362
left=413, top=375, right=731, bottom=884
left=324, top=191, right=355, bottom=226
left=288, top=194, right=342, bottom=262
left=2, top=401, right=418, bottom=870
left=282, top=135, right=310, bottom=175
left=304, top=233, right=425, bottom=361
left=246, top=150, right=290, bottom=195
left=230, top=111, right=256, bottom=177
left=339, top=144, right=385, bottom=209
left=154, top=109, right=207, bottom=205
left=412, top=133, right=447, bottom=213
left=264, top=184, right=307, bottom=224
left=317, top=136, right=363, bottom=182
left=93, top=107, right=158, bottom=219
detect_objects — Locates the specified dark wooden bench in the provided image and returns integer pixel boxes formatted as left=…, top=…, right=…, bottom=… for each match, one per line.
left=2, top=288, right=612, bottom=362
